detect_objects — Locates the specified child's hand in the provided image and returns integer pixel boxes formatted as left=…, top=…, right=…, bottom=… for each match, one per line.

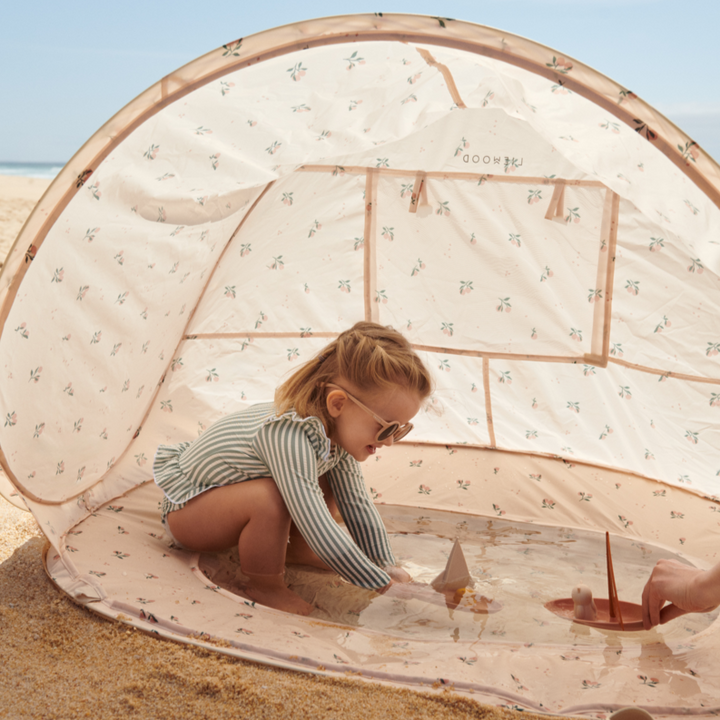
left=385, top=565, right=413, bottom=583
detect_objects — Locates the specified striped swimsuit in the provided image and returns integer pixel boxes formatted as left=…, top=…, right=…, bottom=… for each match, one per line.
left=153, top=403, right=394, bottom=589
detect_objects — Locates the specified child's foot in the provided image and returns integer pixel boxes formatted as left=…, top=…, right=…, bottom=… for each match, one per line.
left=243, top=571, right=314, bottom=616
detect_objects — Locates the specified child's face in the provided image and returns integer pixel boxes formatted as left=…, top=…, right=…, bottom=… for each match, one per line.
left=327, top=382, right=422, bottom=462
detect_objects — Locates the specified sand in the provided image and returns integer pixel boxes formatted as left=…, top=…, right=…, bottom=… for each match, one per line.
left=0, top=175, right=557, bottom=720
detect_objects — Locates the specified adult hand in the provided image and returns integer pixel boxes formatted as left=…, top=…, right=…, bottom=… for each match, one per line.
left=641, top=558, right=720, bottom=630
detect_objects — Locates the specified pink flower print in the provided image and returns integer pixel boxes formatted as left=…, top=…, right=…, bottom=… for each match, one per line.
left=679, top=537, right=686, bottom=545
left=710, top=393, right=720, bottom=407
left=527, top=189, right=542, bottom=204
left=64, top=383, right=74, bottom=396
left=526, top=430, right=538, bottom=439
left=206, top=368, right=219, bottom=382
left=649, top=236, right=665, bottom=252
left=454, top=138, right=469, bottom=157
left=531, top=398, right=537, bottom=408
left=220, top=81, right=235, bottom=96
left=599, top=120, right=621, bottom=134
left=13, top=322, right=28, bottom=337
left=685, top=430, right=699, bottom=445
left=531, top=328, right=537, bottom=340
left=316, top=130, right=331, bottom=142
left=376, top=158, right=390, bottom=168
left=400, top=183, right=413, bottom=198
left=482, top=90, right=494, bottom=107
left=678, top=140, right=699, bottom=163
left=171, top=357, right=183, bottom=371
left=706, top=342, right=720, bottom=357
left=308, top=220, right=322, bottom=238
left=618, top=385, right=632, bottom=399
left=288, top=62, right=307, bottom=81
left=471, top=383, right=478, bottom=393
left=565, top=207, right=581, bottom=223
left=499, top=371, right=512, bottom=384
left=684, top=199, right=700, bottom=215
left=161, top=400, right=173, bottom=413
left=304, top=283, right=310, bottom=294
left=469, top=232, right=478, bottom=246
left=688, top=258, right=704, bottom=273
left=467, top=417, right=479, bottom=426
left=542, top=498, right=556, bottom=510
left=407, top=72, right=422, bottom=84
left=375, top=290, right=388, bottom=304
left=418, top=484, right=431, bottom=494
left=268, top=255, right=284, bottom=270
left=496, top=297, right=511, bottom=312
left=508, top=233, right=522, bottom=248
left=438, top=359, right=451, bottom=372
left=338, top=280, right=351, bottom=293
left=493, top=504, right=506, bottom=516
left=436, top=201, right=450, bottom=216
left=459, top=281, right=473, bottom=295
left=77, top=286, right=89, bottom=301
left=28, top=366, right=42, bottom=383
left=90, top=330, right=102, bottom=344
left=240, top=244, right=252, bottom=257
left=540, top=266, right=553, bottom=282
left=348, top=99, right=363, bottom=111
left=353, top=236, right=364, bottom=251
left=4, top=411, right=17, bottom=427
left=406, top=320, right=413, bottom=331
left=551, top=83, right=569, bottom=95
left=546, top=56, right=573, bottom=74
left=52, top=267, right=64, bottom=283
left=441, top=322, right=454, bottom=337
left=115, top=292, right=128, bottom=305
left=157, top=206, right=167, bottom=223
left=33, top=423, right=45, bottom=438
left=331, top=165, right=346, bottom=177
left=88, top=182, right=101, bottom=200
left=582, top=681, right=601, bottom=690
left=618, top=89, right=637, bottom=104
left=645, top=449, right=655, bottom=460
left=569, top=327, right=583, bottom=342
left=456, top=479, right=471, bottom=491
left=194, top=126, right=212, bottom=136
left=73, top=418, right=83, bottom=433
left=209, top=154, right=220, bottom=171
left=401, top=94, right=417, bottom=105
left=247, top=119, right=257, bottom=127
left=281, top=193, right=293, bottom=206
left=567, top=401, right=580, bottom=413
left=266, top=141, right=281, bottom=154
left=677, top=476, right=691, bottom=486
left=300, top=327, right=313, bottom=338
left=610, top=342, right=623, bottom=357
left=588, top=288, right=602, bottom=303
left=599, top=425, right=612, bottom=440
left=83, top=227, right=99, bottom=242
left=582, top=365, right=596, bottom=377
left=382, top=226, right=394, bottom=241
left=411, top=258, right=425, bottom=276
left=222, top=39, right=242, bottom=56
left=292, top=104, right=311, bottom=113
left=135, top=453, right=147, bottom=466
left=143, top=144, right=160, bottom=160
left=225, top=286, right=236, bottom=299
left=287, top=348, right=299, bottom=361
left=254, top=311, right=267, bottom=329
left=600, top=238, right=607, bottom=253
left=671, top=510, right=685, bottom=519
left=654, top=315, right=670, bottom=333
left=56, top=460, right=65, bottom=475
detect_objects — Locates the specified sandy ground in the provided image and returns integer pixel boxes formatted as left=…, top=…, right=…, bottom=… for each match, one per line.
left=0, top=175, right=554, bottom=720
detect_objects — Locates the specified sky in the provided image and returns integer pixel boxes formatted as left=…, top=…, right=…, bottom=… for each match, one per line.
left=2, top=0, right=719, bottom=164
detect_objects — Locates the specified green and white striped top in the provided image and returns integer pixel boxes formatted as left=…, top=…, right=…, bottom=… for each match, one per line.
left=153, top=403, right=394, bottom=589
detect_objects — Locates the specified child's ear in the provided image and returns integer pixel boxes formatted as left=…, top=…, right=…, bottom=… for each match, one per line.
left=326, top=390, right=347, bottom=418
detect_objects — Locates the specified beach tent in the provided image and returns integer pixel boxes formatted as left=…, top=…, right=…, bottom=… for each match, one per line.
left=2, top=13, right=720, bottom=715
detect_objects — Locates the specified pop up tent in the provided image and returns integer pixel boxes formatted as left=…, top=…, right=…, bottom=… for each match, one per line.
left=2, top=13, right=719, bottom=716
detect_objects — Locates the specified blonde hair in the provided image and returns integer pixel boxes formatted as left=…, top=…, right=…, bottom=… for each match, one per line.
left=274, top=322, right=432, bottom=433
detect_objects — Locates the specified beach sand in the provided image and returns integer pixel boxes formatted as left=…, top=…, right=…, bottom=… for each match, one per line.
left=0, top=175, right=556, bottom=720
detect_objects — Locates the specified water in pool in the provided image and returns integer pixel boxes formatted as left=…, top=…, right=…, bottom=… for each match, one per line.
left=199, top=506, right=718, bottom=647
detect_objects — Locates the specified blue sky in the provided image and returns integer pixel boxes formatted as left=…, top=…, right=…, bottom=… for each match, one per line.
left=3, top=0, right=719, bottom=163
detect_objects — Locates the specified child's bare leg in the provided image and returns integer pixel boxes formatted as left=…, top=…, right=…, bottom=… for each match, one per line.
left=286, top=473, right=339, bottom=571
left=166, top=478, right=313, bottom=615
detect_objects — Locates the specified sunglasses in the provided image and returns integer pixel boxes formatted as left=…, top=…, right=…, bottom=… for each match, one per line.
left=325, top=383, right=414, bottom=442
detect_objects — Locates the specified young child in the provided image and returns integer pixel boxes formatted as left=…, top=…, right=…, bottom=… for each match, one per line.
left=154, top=321, right=433, bottom=615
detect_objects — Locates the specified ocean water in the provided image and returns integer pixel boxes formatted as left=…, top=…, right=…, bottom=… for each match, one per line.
left=0, top=162, right=64, bottom=179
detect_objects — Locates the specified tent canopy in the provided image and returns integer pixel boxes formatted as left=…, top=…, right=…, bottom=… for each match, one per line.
left=2, top=14, right=719, bottom=715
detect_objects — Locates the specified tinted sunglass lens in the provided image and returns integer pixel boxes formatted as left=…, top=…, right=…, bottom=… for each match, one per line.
left=377, top=424, right=398, bottom=441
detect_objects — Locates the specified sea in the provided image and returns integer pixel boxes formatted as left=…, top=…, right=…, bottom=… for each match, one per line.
left=0, top=162, right=65, bottom=179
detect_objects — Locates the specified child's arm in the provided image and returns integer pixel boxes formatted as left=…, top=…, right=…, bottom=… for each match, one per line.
left=325, top=454, right=397, bottom=570
left=254, top=420, right=392, bottom=590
